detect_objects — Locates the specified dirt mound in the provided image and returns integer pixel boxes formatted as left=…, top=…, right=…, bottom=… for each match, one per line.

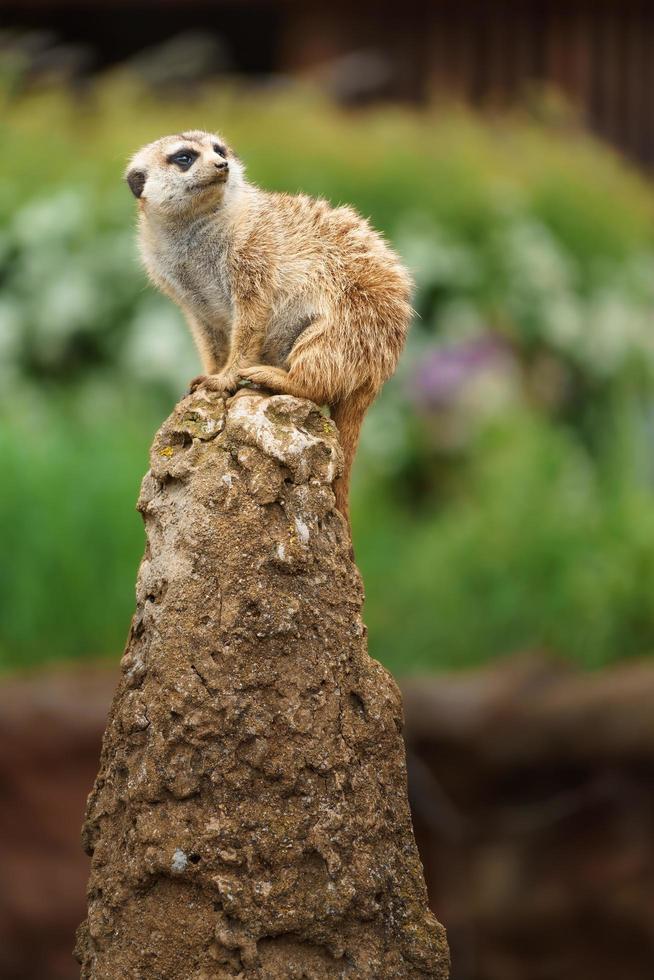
left=75, top=389, right=447, bottom=978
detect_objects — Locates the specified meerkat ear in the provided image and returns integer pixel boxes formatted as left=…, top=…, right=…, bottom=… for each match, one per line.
left=126, top=169, right=147, bottom=198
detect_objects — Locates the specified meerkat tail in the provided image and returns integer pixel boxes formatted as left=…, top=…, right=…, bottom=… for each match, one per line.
left=330, top=389, right=374, bottom=527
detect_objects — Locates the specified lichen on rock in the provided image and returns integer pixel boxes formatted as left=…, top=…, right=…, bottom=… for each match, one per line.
left=76, top=389, right=449, bottom=979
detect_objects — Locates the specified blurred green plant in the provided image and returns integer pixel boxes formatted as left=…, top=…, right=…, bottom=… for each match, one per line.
left=3, top=75, right=654, bottom=671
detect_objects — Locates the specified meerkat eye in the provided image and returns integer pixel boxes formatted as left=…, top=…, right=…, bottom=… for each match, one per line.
left=167, top=149, right=198, bottom=171
left=213, top=143, right=227, bottom=158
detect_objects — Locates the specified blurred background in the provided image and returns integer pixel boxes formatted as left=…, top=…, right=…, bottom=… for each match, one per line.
left=2, top=1, right=654, bottom=977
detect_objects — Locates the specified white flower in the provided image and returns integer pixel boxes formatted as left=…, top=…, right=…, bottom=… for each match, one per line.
left=542, top=295, right=584, bottom=351
left=0, top=298, right=22, bottom=383
left=123, top=298, right=197, bottom=386
left=12, top=190, right=88, bottom=246
left=582, top=290, right=638, bottom=376
left=37, top=268, right=99, bottom=335
left=438, top=300, right=487, bottom=342
left=395, top=217, right=478, bottom=291
left=502, top=217, right=574, bottom=297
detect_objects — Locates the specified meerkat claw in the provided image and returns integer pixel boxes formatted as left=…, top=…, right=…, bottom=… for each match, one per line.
left=188, top=372, right=240, bottom=395
left=202, top=371, right=240, bottom=394
left=188, top=374, right=208, bottom=393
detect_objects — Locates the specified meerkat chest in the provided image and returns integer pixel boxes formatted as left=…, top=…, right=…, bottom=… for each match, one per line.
left=145, top=222, right=233, bottom=322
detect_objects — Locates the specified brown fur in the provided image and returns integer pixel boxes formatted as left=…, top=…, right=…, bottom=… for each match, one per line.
left=126, top=130, right=412, bottom=526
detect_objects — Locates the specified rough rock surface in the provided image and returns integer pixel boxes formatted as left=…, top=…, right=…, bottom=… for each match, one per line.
left=76, top=390, right=448, bottom=979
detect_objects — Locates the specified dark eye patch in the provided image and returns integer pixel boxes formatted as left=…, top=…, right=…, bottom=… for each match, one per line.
left=213, top=143, right=227, bottom=157
left=167, top=148, right=199, bottom=171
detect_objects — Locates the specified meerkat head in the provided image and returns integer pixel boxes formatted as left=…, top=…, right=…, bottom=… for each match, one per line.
left=125, top=130, right=245, bottom=217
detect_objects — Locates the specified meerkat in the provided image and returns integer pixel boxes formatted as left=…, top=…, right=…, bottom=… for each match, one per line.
left=126, top=130, right=412, bottom=525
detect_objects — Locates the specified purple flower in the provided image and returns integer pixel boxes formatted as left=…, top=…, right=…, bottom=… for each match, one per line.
left=411, top=335, right=510, bottom=408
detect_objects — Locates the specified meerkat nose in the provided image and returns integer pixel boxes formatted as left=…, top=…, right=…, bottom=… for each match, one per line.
left=214, top=160, right=228, bottom=171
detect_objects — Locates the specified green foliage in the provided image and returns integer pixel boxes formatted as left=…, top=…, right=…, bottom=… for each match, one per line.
left=356, top=411, right=654, bottom=672
left=0, top=388, right=160, bottom=668
left=3, top=76, right=654, bottom=671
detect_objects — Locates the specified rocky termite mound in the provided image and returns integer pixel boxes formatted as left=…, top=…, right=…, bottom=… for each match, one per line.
left=76, top=389, right=449, bottom=979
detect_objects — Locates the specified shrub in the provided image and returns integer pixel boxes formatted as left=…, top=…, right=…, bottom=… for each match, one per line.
left=3, top=77, right=654, bottom=670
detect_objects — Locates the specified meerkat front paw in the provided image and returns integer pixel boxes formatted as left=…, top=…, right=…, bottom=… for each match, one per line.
left=188, top=370, right=240, bottom=395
